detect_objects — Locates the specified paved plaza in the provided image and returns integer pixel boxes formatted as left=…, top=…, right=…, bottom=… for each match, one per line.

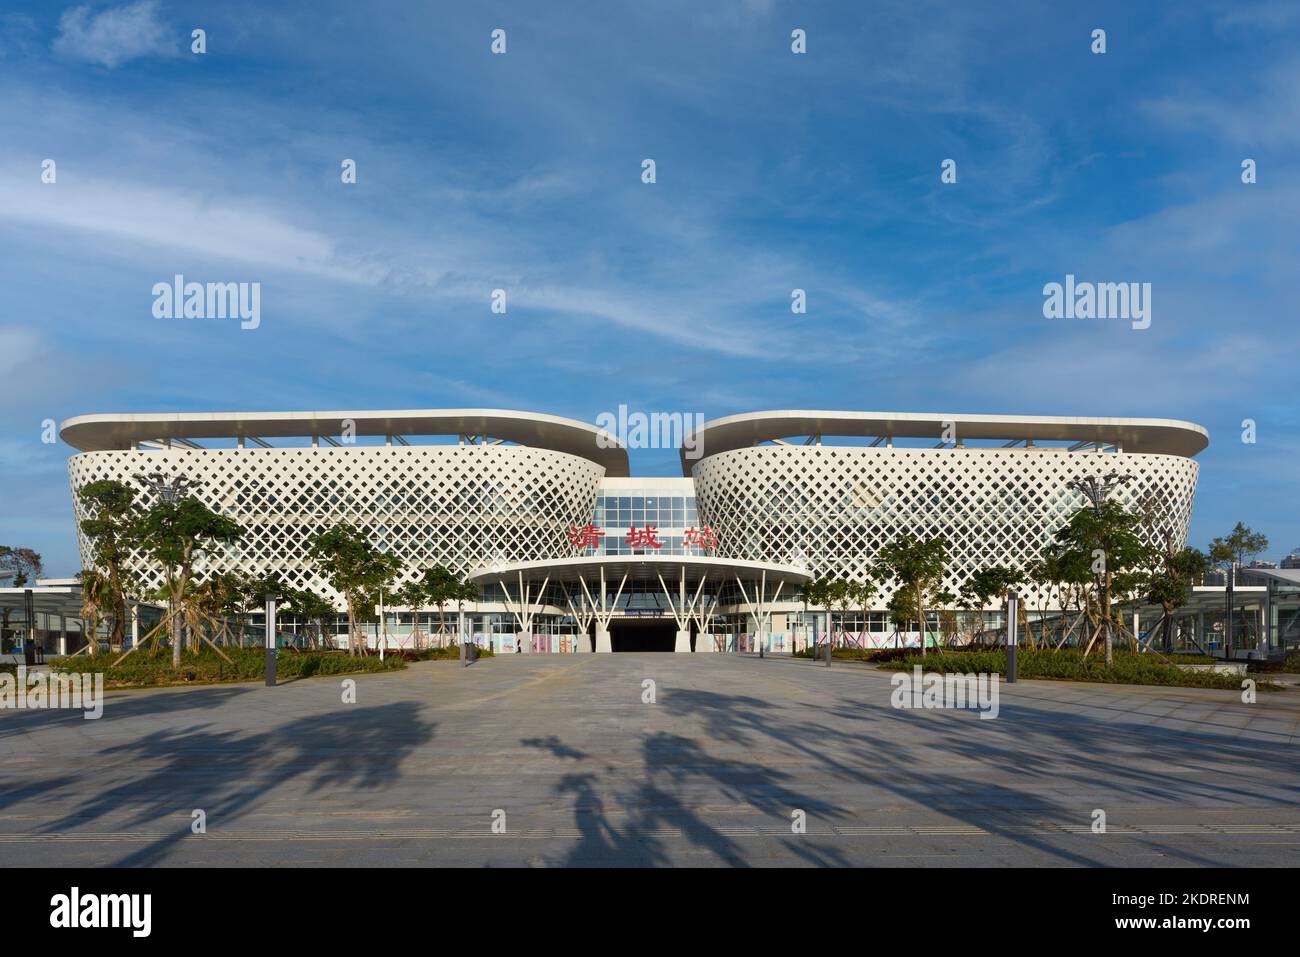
left=1, top=655, right=1298, bottom=867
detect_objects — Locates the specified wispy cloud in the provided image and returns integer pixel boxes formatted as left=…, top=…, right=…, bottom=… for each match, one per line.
left=53, top=0, right=174, bottom=68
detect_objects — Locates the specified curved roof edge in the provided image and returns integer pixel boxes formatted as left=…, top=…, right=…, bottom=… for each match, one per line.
left=681, top=410, right=1209, bottom=473
left=60, top=409, right=629, bottom=476
left=467, top=554, right=812, bottom=585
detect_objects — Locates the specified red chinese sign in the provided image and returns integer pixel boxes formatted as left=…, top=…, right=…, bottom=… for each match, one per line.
left=567, top=524, right=605, bottom=551
left=623, top=525, right=663, bottom=550
left=682, top=525, right=718, bottom=550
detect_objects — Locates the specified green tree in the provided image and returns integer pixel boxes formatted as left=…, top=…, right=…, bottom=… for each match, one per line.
left=874, top=534, right=947, bottom=656
left=1054, top=500, right=1147, bottom=664
left=0, top=546, right=44, bottom=649
left=932, top=590, right=958, bottom=647
left=825, top=578, right=856, bottom=648
left=75, top=480, right=142, bottom=651
left=135, top=498, right=242, bottom=667
left=235, top=572, right=287, bottom=647
left=453, top=578, right=479, bottom=648
left=799, top=576, right=835, bottom=653
left=282, top=587, right=339, bottom=649
left=307, top=524, right=402, bottom=655
left=393, top=580, right=428, bottom=649
left=189, top=571, right=249, bottom=646
left=0, top=545, right=43, bottom=586
left=959, top=565, right=1023, bottom=648
left=1208, top=522, right=1270, bottom=586
left=1145, top=545, right=1210, bottom=652
left=851, top=578, right=879, bottom=648
left=421, top=564, right=462, bottom=646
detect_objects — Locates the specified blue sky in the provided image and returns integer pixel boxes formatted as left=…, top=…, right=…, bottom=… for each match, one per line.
left=1, top=0, right=1297, bottom=576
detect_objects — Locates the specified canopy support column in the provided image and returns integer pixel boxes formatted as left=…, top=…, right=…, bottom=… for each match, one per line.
left=580, top=566, right=626, bottom=653
left=735, top=571, right=786, bottom=654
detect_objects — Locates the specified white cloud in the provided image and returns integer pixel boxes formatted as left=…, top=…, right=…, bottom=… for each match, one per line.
left=53, top=1, right=173, bottom=68
left=0, top=170, right=385, bottom=283
left=1140, top=60, right=1300, bottom=148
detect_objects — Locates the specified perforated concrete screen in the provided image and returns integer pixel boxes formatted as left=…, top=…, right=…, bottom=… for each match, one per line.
left=63, top=409, right=1204, bottom=614
left=69, top=445, right=603, bottom=601
left=692, top=445, right=1198, bottom=608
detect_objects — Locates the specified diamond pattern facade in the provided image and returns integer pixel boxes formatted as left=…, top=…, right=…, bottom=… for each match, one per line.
left=63, top=411, right=1205, bottom=616
left=692, top=446, right=1199, bottom=609
left=68, top=446, right=603, bottom=601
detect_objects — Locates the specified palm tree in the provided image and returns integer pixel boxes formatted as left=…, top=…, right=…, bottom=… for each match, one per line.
left=76, top=569, right=112, bottom=656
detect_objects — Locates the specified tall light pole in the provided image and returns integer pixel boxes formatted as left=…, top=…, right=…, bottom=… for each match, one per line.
left=264, top=589, right=279, bottom=686
left=1065, top=471, right=1135, bottom=664
left=1006, top=590, right=1019, bottom=683
left=133, top=471, right=202, bottom=661
left=1064, top=471, right=1135, bottom=512
left=133, top=470, right=201, bottom=505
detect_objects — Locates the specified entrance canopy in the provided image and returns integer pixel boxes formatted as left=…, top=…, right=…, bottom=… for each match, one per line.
left=467, top=554, right=810, bottom=587
left=467, top=555, right=810, bottom=652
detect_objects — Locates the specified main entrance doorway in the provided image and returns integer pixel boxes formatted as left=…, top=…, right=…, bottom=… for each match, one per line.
left=610, top=618, right=677, bottom=652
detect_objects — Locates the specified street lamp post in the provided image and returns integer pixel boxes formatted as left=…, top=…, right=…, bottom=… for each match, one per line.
left=1006, top=590, right=1019, bottom=683
left=264, top=591, right=278, bottom=686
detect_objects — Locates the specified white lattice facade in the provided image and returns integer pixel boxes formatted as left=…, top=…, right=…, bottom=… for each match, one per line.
left=68, top=446, right=602, bottom=601
left=61, top=408, right=1207, bottom=620
left=692, top=446, right=1199, bottom=609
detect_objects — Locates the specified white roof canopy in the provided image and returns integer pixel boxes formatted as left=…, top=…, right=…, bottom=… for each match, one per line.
left=60, top=408, right=629, bottom=476
left=466, top=554, right=811, bottom=586
left=682, top=410, right=1208, bottom=471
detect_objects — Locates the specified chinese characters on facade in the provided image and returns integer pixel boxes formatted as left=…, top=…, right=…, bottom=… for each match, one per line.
left=566, top=523, right=718, bottom=554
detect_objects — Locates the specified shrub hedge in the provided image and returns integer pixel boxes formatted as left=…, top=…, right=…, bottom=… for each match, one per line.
left=382, top=645, right=496, bottom=662
left=875, top=648, right=1276, bottom=690
left=792, top=646, right=923, bottom=662
left=50, top=648, right=406, bottom=687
